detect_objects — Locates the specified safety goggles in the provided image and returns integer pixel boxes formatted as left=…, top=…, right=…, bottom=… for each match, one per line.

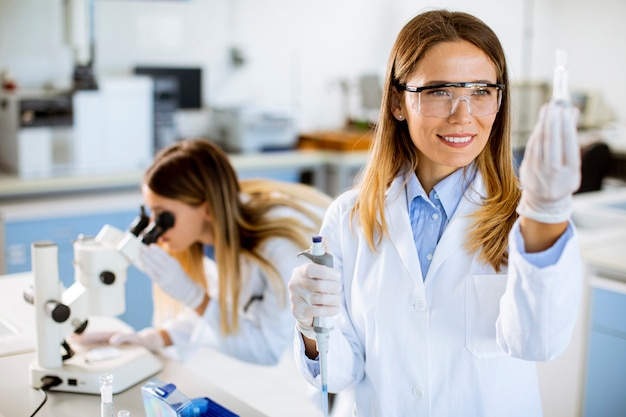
left=396, top=82, right=505, bottom=118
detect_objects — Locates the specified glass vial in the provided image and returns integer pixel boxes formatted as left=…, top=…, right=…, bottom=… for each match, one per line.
left=100, top=374, right=114, bottom=417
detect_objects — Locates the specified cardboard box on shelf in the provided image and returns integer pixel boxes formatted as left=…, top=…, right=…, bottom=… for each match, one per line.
left=298, top=129, right=373, bottom=152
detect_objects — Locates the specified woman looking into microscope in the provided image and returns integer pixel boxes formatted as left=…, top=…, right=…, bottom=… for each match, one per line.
left=77, top=138, right=331, bottom=365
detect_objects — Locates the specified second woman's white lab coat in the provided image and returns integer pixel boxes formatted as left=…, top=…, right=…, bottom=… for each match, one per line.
left=294, top=172, right=583, bottom=417
left=164, top=205, right=318, bottom=365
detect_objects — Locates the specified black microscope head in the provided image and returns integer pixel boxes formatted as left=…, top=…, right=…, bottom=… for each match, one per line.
left=141, top=211, right=175, bottom=245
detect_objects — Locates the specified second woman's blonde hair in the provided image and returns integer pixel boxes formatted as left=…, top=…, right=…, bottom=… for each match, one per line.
left=145, top=139, right=331, bottom=333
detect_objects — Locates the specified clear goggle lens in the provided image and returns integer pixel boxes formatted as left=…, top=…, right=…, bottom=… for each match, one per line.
left=402, top=83, right=503, bottom=118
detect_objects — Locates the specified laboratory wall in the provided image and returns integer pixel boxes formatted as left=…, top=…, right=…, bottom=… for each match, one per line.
left=0, top=0, right=624, bottom=133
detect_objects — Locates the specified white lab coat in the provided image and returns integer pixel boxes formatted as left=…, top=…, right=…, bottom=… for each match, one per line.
left=294, top=173, right=583, bottom=417
left=165, top=205, right=317, bottom=365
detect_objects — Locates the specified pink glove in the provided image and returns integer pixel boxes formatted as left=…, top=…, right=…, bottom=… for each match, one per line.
left=517, top=102, right=581, bottom=223
left=288, top=262, right=342, bottom=340
left=70, top=328, right=165, bottom=352
left=69, top=331, right=117, bottom=347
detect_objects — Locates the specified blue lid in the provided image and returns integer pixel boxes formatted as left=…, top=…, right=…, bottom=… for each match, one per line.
left=155, top=383, right=177, bottom=398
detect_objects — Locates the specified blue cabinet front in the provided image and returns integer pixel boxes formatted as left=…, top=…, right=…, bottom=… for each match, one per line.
left=583, top=288, right=626, bottom=417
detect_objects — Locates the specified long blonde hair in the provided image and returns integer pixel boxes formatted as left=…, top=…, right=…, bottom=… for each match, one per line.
left=145, top=139, right=332, bottom=333
left=355, top=10, right=521, bottom=271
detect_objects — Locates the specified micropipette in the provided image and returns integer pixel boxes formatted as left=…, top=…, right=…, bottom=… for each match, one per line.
left=552, top=48, right=570, bottom=104
left=298, top=236, right=333, bottom=417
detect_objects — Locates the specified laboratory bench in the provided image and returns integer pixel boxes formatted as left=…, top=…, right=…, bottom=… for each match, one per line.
left=0, top=273, right=321, bottom=417
left=4, top=152, right=626, bottom=416
left=572, top=186, right=626, bottom=417
left=0, top=146, right=366, bottom=417
left=580, top=240, right=626, bottom=417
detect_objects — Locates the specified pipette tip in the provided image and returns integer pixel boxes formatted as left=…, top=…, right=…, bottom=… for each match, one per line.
left=321, top=384, right=329, bottom=417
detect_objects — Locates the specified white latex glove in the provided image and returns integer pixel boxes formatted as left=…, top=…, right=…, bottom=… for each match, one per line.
left=288, top=262, right=342, bottom=340
left=517, top=102, right=581, bottom=223
left=138, top=244, right=205, bottom=309
left=109, top=328, right=165, bottom=352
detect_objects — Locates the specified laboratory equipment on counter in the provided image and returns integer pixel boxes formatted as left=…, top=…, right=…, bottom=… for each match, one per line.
left=71, top=76, right=154, bottom=176
left=0, top=76, right=153, bottom=178
left=212, top=107, right=297, bottom=153
left=0, top=90, right=73, bottom=178
left=142, top=377, right=239, bottom=417
left=26, top=208, right=174, bottom=394
left=297, top=236, right=333, bottom=417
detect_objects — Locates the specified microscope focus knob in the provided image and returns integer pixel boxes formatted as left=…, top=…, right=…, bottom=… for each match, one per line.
left=100, top=271, right=116, bottom=285
left=45, top=300, right=71, bottom=323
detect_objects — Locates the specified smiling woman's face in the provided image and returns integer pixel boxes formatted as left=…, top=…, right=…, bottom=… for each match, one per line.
left=394, top=40, right=498, bottom=191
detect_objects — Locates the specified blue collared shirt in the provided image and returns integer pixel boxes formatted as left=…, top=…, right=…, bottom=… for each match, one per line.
left=407, top=167, right=572, bottom=280
left=407, top=168, right=471, bottom=280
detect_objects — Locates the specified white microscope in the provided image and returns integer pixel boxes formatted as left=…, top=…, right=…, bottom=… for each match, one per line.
left=27, top=209, right=174, bottom=394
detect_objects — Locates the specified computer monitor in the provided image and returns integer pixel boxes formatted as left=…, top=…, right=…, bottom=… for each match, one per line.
left=133, top=66, right=202, bottom=109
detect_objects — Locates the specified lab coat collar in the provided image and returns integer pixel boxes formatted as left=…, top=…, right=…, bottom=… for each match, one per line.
left=385, top=174, right=424, bottom=286
left=384, top=172, right=487, bottom=287
left=426, top=174, right=486, bottom=282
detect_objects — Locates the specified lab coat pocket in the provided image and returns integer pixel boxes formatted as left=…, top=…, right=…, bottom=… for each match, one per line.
left=465, top=274, right=507, bottom=358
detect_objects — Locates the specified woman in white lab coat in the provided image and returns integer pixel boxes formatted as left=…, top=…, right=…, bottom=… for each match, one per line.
left=105, top=139, right=331, bottom=365
left=288, top=9, right=583, bottom=417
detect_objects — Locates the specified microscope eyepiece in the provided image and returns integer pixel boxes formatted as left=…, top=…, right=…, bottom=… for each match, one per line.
left=129, top=205, right=151, bottom=237
left=141, top=211, right=175, bottom=244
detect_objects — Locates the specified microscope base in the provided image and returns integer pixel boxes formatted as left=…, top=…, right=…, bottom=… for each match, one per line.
left=29, top=344, right=163, bottom=394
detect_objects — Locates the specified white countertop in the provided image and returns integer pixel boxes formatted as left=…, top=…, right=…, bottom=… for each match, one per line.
left=584, top=238, right=626, bottom=295
left=573, top=187, right=626, bottom=291
left=572, top=186, right=626, bottom=231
